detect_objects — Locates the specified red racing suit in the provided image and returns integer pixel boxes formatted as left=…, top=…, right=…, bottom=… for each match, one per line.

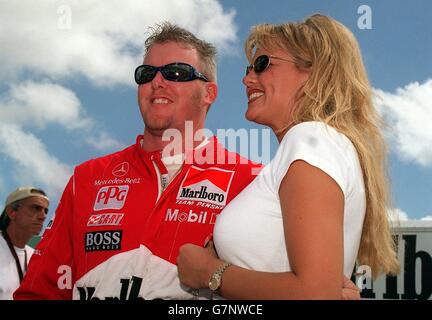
left=14, top=135, right=261, bottom=300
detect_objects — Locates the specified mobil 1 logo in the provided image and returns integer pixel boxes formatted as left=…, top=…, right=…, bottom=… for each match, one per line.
left=85, top=230, right=122, bottom=252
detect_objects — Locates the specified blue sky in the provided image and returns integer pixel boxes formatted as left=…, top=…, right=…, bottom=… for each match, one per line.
left=0, top=0, right=431, bottom=224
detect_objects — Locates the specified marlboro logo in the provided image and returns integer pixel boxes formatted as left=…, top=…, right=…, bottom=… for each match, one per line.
left=177, top=166, right=234, bottom=206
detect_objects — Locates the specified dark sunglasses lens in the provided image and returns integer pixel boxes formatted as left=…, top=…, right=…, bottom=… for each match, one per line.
left=246, top=65, right=253, bottom=75
left=135, top=65, right=157, bottom=84
left=162, top=64, right=193, bottom=82
left=254, top=55, right=270, bottom=73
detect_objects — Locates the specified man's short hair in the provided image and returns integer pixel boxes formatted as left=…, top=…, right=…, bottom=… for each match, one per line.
left=144, top=22, right=217, bottom=82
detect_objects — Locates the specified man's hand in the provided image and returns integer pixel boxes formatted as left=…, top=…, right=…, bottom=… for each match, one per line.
left=177, top=240, right=220, bottom=289
left=342, top=276, right=360, bottom=300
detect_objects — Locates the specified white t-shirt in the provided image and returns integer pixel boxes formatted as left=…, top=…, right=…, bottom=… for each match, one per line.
left=214, top=121, right=366, bottom=277
left=0, top=232, right=34, bottom=300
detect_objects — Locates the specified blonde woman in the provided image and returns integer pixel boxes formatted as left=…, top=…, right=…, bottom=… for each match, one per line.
left=177, top=14, right=399, bottom=299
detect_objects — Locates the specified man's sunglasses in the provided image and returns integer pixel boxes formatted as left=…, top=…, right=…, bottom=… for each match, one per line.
left=135, top=62, right=209, bottom=84
left=245, top=54, right=294, bottom=75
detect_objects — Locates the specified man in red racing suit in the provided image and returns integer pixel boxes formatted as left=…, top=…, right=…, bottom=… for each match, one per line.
left=14, top=23, right=262, bottom=300
left=15, top=135, right=260, bottom=299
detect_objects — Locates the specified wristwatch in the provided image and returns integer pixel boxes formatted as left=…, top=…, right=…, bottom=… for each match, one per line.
left=208, top=262, right=232, bottom=292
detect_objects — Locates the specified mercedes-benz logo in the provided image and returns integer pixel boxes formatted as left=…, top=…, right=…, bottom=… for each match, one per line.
left=112, top=162, right=129, bottom=177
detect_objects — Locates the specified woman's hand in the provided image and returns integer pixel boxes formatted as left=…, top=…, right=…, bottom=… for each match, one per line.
left=177, top=240, right=221, bottom=289
left=342, top=276, right=360, bottom=300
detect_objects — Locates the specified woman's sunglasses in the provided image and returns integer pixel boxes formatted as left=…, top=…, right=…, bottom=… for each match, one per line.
left=135, top=62, right=209, bottom=84
left=245, top=54, right=294, bottom=75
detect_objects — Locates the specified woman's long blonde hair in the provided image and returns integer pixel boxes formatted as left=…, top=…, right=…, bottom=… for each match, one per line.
left=245, top=14, right=399, bottom=277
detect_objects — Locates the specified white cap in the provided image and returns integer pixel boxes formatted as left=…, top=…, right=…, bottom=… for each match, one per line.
left=4, top=186, right=49, bottom=207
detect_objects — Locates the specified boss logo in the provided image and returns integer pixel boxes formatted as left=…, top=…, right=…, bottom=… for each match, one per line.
left=94, top=185, right=129, bottom=211
left=85, top=230, right=122, bottom=252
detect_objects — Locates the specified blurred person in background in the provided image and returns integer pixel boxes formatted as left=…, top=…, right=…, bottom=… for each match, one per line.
left=0, top=187, right=49, bottom=300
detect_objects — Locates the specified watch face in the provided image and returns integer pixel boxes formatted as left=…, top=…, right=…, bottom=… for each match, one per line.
left=209, top=277, right=220, bottom=291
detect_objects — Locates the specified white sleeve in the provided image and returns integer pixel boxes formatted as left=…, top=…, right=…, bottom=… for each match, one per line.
left=271, top=122, right=355, bottom=197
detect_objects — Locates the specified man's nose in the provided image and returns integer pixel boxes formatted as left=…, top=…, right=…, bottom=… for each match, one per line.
left=151, top=71, right=167, bottom=89
left=37, top=208, right=48, bottom=220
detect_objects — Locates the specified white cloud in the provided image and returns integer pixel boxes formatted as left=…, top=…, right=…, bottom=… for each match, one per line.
left=387, top=209, right=432, bottom=222
left=86, top=131, right=125, bottom=151
left=0, top=84, right=123, bottom=197
left=0, top=0, right=238, bottom=86
left=0, top=81, right=123, bottom=151
left=0, top=81, right=92, bottom=130
left=374, top=79, right=432, bottom=166
left=388, top=207, right=409, bottom=222
left=0, top=124, right=71, bottom=199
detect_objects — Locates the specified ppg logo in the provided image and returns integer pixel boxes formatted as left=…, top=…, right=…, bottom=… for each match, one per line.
left=94, top=185, right=129, bottom=211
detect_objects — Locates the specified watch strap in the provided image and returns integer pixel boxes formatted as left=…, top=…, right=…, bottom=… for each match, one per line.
left=209, top=262, right=232, bottom=292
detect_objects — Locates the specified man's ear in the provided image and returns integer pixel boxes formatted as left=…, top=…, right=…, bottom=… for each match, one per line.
left=5, top=206, right=17, bottom=221
left=203, top=82, right=218, bottom=106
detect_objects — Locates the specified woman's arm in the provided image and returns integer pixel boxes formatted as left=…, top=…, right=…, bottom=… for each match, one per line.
left=178, top=160, right=345, bottom=299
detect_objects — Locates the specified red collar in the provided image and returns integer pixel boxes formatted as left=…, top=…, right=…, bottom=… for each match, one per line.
left=134, top=135, right=220, bottom=163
